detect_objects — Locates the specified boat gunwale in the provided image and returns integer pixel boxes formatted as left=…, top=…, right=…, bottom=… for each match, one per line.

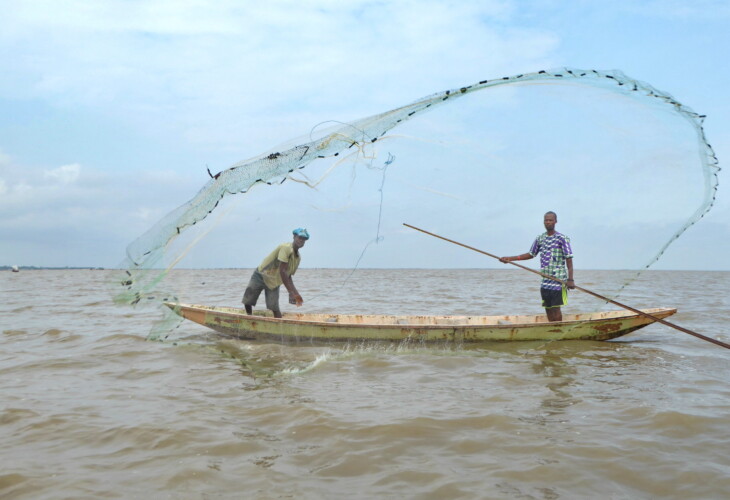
left=165, top=302, right=677, bottom=331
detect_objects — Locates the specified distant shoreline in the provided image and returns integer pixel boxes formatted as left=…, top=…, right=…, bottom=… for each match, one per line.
left=3, top=266, right=729, bottom=272
left=1, top=266, right=106, bottom=270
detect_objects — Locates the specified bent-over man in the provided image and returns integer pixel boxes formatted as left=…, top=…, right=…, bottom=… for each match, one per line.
left=243, top=228, right=309, bottom=318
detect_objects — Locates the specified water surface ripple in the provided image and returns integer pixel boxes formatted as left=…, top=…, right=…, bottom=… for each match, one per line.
left=1, top=269, right=728, bottom=499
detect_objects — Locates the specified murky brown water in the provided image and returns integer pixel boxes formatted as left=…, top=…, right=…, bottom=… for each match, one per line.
left=1, top=269, right=729, bottom=499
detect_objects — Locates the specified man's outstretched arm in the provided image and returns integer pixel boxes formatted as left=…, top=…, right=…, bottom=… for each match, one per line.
left=279, top=261, right=303, bottom=306
left=499, top=253, right=533, bottom=263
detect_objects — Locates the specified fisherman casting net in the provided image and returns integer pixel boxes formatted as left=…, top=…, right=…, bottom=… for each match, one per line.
left=112, top=68, right=720, bottom=340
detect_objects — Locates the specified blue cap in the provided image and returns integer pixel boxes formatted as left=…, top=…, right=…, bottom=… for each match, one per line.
left=293, top=228, right=310, bottom=240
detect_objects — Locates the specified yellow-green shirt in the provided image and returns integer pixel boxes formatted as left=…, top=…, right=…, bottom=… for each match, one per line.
left=257, top=242, right=301, bottom=289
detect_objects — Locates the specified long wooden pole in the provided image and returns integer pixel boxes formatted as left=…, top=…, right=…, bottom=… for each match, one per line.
left=403, top=223, right=730, bottom=350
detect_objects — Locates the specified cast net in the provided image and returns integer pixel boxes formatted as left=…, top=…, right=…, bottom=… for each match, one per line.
left=112, top=68, right=719, bottom=340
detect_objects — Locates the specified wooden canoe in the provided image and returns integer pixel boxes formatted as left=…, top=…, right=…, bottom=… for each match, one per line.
left=164, top=302, right=677, bottom=343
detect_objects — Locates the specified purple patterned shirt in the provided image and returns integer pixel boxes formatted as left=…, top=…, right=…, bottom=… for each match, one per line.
left=529, top=232, right=573, bottom=290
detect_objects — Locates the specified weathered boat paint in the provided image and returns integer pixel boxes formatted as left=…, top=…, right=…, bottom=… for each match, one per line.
left=165, top=303, right=677, bottom=343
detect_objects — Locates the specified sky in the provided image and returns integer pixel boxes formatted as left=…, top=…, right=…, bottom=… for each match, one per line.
left=1, top=0, right=729, bottom=270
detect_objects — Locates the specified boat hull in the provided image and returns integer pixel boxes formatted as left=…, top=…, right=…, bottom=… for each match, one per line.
left=165, top=303, right=677, bottom=343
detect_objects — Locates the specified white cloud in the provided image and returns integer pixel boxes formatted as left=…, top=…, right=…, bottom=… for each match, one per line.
left=44, top=163, right=81, bottom=184
left=0, top=155, right=197, bottom=238
left=1, top=0, right=727, bottom=269
left=0, top=0, right=556, bottom=153
left=0, top=150, right=8, bottom=196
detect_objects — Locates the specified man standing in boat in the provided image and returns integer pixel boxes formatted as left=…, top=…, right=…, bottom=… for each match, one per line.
left=500, top=212, right=575, bottom=322
left=242, top=228, right=309, bottom=318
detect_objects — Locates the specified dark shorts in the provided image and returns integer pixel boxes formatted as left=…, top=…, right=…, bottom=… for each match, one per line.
left=541, top=286, right=567, bottom=309
left=242, top=270, right=281, bottom=313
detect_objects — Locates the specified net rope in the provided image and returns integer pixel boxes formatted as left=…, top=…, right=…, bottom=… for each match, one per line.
left=112, top=68, right=720, bottom=340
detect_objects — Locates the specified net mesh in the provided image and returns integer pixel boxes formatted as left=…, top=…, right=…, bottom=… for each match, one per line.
left=112, top=68, right=720, bottom=340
